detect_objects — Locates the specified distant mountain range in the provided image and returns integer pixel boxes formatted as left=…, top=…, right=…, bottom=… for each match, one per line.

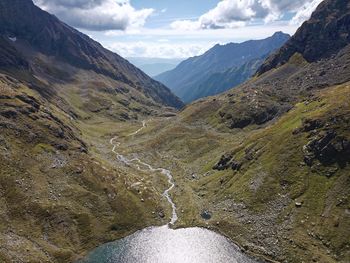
left=127, top=57, right=183, bottom=77
left=155, top=32, right=290, bottom=103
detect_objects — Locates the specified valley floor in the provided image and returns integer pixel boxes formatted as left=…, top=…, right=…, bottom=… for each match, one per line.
left=90, top=83, right=350, bottom=263
left=1, top=76, right=349, bottom=263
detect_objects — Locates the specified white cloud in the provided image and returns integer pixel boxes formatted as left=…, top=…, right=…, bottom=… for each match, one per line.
left=290, top=0, right=323, bottom=25
left=33, top=0, right=154, bottom=31
left=171, top=0, right=320, bottom=31
left=102, top=22, right=297, bottom=39
left=171, top=0, right=264, bottom=30
left=95, top=21, right=298, bottom=58
left=104, top=41, right=214, bottom=59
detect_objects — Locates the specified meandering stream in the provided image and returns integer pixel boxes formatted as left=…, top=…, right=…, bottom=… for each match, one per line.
left=80, top=121, right=260, bottom=263
left=109, top=120, right=178, bottom=225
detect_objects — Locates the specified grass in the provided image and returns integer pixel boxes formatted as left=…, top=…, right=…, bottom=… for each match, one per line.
left=1, top=58, right=349, bottom=263
left=115, top=83, right=350, bottom=263
left=0, top=73, right=170, bottom=262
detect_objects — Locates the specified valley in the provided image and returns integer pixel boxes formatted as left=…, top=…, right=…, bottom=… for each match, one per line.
left=0, top=0, right=349, bottom=262
left=94, top=82, right=349, bottom=263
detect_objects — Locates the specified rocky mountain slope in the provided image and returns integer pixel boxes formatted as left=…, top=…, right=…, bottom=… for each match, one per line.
left=0, top=0, right=183, bottom=110
left=117, top=0, right=350, bottom=262
left=256, top=0, right=350, bottom=75
left=0, top=0, right=182, bottom=262
left=155, top=32, right=289, bottom=103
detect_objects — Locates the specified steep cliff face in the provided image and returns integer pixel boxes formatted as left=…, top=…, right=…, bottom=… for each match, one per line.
left=256, top=0, right=350, bottom=75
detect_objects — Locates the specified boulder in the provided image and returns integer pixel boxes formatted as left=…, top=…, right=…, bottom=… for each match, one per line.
left=295, top=202, right=302, bottom=208
left=201, top=210, right=212, bottom=220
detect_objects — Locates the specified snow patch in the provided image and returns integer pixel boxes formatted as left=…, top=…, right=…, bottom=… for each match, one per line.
left=8, top=37, right=17, bottom=42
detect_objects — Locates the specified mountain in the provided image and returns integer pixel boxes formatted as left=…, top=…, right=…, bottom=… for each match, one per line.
left=184, top=56, right=266, bottom=103
left=0, top=0, right=182, bottom=262
left=0, top=0, right=183, bottom=110
left=120, top=0, right=350, bottom=263
left=1, top=0, right=350, bottom=262
left=155, top=32, right=290, bottom=103
left=127, top=57, right=183, bottom=77
left=256, top=0, right=350, bottom=75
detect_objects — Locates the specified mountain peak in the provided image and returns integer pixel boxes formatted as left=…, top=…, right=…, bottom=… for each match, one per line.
left=272, top=31, right=288, bottom=37
left=256, top=0, right=350, bottom=75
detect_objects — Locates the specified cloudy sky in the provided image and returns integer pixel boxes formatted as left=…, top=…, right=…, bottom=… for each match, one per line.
left=33, top=0, right=323, bottom=59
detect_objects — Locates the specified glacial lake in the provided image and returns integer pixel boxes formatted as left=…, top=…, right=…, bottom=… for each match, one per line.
left=79, top=226, right=260, bottom=263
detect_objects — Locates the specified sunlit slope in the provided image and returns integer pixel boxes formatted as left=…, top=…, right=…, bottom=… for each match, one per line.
left=121, top=82, right=349, bottom=263
left=0, top=72, right=173, bottom=262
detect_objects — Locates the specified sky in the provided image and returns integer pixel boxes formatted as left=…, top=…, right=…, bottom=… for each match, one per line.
left=33, top=0, right=323, bottom=59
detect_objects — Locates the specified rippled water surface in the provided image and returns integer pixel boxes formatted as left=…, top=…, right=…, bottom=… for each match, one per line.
left=80, top=226, right=259, bottom=263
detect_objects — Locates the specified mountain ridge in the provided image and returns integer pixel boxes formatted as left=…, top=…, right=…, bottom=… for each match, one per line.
left=0, top=0, right=184, bottom=109
left=155, top=32, right=290, bottom=103
left=256, top=0, right=350, bottom=75
left=184, top=55, right=268, bottom=103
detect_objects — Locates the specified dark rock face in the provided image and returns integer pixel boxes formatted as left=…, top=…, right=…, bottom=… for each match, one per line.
left=1, top=110, right=18, bottom=118
left=303, top=130, right=350, bottom=167
left=227, top=105, right=280, bottom=129
left=213, top=154, right=234, bottom=171
left=293, top=118, right=325, bottom=135
left=0, top=0, right=184, bottom=109
left=213, top=154, right=244, bottom=172
left=257, top=0, right=350, bottom=75
left=302, top=118, right=324, bottom=132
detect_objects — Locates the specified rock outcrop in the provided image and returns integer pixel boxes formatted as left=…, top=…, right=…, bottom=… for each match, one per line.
left=303, top=130, right=350, bottom=167
left=257, top=0, right=350, bottom=75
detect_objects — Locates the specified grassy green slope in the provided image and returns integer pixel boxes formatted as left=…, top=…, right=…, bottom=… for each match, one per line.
left=0, top=73, right=169, bottom=262
left=116, top=83, right=350, bottom=263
